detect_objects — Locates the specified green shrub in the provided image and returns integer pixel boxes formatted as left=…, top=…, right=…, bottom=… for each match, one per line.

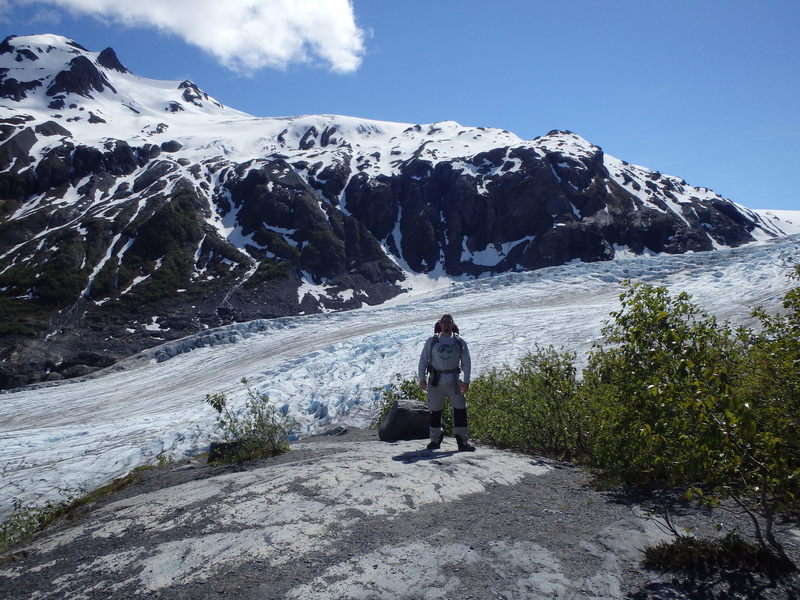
left=299, top=229, right=346, bottom=276
left=205, top=378, right=291, bottom=462
left=0, top=466, right=158, bottom=556
left=243, top=259, right=293, bottom=288
left=581, top=282, right=748, bottom=483
left=728, top=265, right=800, bottom=558
left=469, top=346, right=587, bottom=458
left=583, top=280, right=798, bottom=561
left=0, top=297, right=49, bottom=335
left=0, top=491, right=80, bottom=555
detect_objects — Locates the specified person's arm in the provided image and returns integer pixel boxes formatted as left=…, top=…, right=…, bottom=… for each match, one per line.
left=460, top=339, right=471, bottom=392
left=418, top=338, right=430, bottom=389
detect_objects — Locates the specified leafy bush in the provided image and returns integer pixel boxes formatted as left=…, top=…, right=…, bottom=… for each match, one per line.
left=0, top=461, right=167, bottom=555
left=582, top=280, right=799, bottom=561
left=729, top=266, right=800, bottom=559
left=205, top=378, right=291, bottom=462
left=0, top=297, right=49, bottom=336
left=371, top=373, right=425, bottom=427
left=243, top=258, right=293, bottom=288
left=582, top=281, right=749, bottom=484
left=469, top=346, right=588, bottom=458
left=0, top=491, right=80, bottom=554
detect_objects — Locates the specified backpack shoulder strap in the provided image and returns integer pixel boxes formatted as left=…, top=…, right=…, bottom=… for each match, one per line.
left=427, top=334, right=439, bottom=364
left=453, top=333, right=465, bottom=353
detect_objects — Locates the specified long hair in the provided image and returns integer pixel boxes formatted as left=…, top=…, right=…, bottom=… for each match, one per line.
left=434, top=314, right=459, bottom=334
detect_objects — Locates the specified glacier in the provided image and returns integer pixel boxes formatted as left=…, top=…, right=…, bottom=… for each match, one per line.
left=1, top=232, right=798, bottom=518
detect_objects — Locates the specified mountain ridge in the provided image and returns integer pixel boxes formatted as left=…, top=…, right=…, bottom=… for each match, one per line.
left=0, top=33, right=794, bottom=389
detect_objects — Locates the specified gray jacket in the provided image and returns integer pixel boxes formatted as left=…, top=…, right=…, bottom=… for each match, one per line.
left=417, top=334, right=471, bottom=384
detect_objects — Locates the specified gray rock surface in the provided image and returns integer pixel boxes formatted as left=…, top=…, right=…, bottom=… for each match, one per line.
left=2, top=429, right=798, bottom=599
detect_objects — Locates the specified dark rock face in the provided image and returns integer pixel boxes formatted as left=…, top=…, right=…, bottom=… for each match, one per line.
left=343, top=138, right=766, bottom=277
left=0, top=36, right=16, bottom=54
left=47, top=55, right=116, bottom=98
left=34, top=121, right=72, bottom=137
left=102, top=140, right=138, bottom=175
left=0, top=68, right=43, bottom=100
left=97, top=47, right=128, bottom=73
left=160, top=140, right=182, bottom=153
left=299, top=126, right=318, bottom=150
left=178, top=80, right=221, bottom=108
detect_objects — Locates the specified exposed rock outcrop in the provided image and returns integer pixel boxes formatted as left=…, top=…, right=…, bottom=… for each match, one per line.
left=378, top=399, right=430, bottom=441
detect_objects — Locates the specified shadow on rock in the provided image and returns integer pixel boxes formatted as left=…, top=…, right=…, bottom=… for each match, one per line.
left=392, top=449, right=460, bottom=463
left=630, top=568, right=800, bottom=600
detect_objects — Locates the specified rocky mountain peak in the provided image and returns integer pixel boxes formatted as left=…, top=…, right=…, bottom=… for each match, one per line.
left=96, top=47, right=128, bottom=73
left=178, top=79, right=222, bottom=109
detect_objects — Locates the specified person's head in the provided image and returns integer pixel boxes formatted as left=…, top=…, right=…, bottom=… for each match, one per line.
left=435, top=314, right=458, bottom=335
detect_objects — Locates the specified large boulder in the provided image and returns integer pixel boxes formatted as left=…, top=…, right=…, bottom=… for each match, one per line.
left=378, top=399, right=429, bottom=442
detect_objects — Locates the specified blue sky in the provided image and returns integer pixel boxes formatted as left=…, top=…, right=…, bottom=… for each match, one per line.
left=2, top=0, right=798, bottom=210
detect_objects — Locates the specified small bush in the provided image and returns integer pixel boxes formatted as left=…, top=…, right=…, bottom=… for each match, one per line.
left=582, top=280, right=799, bottom=561
left=205, top=378, right=291, bottom=463
left=0, top=491, right=80, bottom=555
left=643, top=532, right=793, bottom=574
left=582, top=281, right=748, bottom=484
left=469, top=346, right=587, bottom=458
left=370, top=373, right=425, bottom=427
left=0, top=460, right=174, bottom=555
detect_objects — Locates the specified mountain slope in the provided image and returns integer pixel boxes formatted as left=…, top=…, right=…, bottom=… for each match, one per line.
left=0, top=33, right=792, bottom=389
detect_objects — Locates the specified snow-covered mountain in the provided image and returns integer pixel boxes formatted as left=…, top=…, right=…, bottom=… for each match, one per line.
left=0, top=33, right=796, bottom=390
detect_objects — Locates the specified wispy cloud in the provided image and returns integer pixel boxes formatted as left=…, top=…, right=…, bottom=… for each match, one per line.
left=28, top=7, right=62, bottom=24
left=0, top=0, right=12, bottom=23
left=14, top=0, right=365, bottom=73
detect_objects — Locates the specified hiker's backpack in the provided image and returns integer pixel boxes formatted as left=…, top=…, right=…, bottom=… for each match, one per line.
left=427, top=332, right=466, bottom=366
left=426, top=332, right=466, bottom=386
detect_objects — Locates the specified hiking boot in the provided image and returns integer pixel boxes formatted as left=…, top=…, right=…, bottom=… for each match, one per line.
left=427, top=431, right=445, bottom=450
left=455, top=435, right=476, bottom=452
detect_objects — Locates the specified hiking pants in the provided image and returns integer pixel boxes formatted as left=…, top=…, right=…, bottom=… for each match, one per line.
left=427, top=377, right=469, bottom=443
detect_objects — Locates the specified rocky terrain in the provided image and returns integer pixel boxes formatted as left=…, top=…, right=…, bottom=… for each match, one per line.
left=0, top=34, right=792, bottom=389
left=1, top=429, right=798, bottom=599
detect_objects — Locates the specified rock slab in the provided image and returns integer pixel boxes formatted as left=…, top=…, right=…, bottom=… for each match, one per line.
left=378, top=398, right=429, bottom=441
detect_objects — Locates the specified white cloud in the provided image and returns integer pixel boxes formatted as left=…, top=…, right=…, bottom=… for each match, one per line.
left=18, top=0, right=365, bottom=73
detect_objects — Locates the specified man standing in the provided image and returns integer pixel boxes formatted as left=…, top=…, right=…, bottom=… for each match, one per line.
left=418, top=314, right=476, bottom=452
